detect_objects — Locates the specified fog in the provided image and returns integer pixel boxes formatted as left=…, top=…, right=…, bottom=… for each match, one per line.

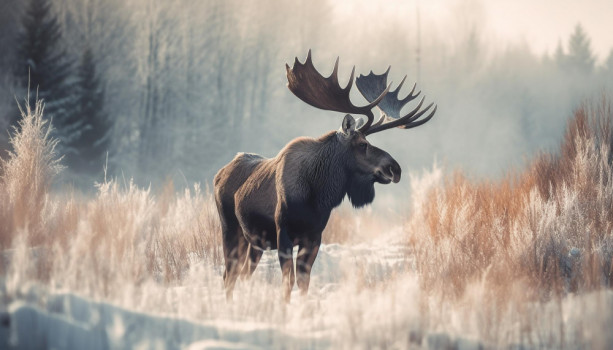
left=1, top=0, right=612, bottom=204
left=336, top=0, right=613, bottom=61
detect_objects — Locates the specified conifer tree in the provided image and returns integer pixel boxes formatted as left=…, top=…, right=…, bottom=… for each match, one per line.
left=566, top=24, right=595, bottom=75
left=554, top=40, right=567, bottom=69
left=14, top=0, right=76, bottom=149
left=67, top=46, right=111, bottom=174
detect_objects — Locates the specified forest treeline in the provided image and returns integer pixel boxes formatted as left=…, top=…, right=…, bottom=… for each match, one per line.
left=0, top=0, right=612, bottom=188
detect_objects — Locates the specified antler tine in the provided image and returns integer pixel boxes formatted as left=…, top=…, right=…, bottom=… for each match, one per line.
left=394, top=77, right=421, bottom=106
left=330, top=56, right=340, bottom=85
left=365, top=98, right=436, bottom=135
left=395, top=75, right=407, bottom=93
left=372, top=114, right=386, bottom=127
left=404, top=100, right=433, bottom=124
left=400, top=105, right=437, bottom=129
left=400, top=82, right=421, bottom=105
left=343, top=65, right=356, bottom=92
left=401, top=96, right=426, bottom=122
left=286, top=51, right=388, bottom=126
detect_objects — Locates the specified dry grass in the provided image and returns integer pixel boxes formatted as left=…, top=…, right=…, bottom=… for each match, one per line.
left=0, top=99, right=222, bottom=298
left=407, top=96, right=613, bottom=305
left=322, top=205, right=373, bottom=244
left=0, top=99, right=63, bottom=249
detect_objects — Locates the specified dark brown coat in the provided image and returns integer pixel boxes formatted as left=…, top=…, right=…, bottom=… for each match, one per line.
left=214, top=116, right=400, bottom=301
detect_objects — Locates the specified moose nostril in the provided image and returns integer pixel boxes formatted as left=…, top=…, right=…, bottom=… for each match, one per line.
left=393, top=162, right=401, bottom=174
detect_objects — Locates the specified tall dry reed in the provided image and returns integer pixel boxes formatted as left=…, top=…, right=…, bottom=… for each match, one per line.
left=0, top=99, right=62, bottom=248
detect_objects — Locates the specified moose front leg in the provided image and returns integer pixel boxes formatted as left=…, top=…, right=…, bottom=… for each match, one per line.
left=277, top=227, right=295, bottom=302
left=296, top=239, right=320, bottom=295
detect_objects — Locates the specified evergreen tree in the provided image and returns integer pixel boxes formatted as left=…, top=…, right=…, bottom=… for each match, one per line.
left=554, top=40, right=566, bottom=69
left=13, top=0, right=75, bottom=147
left=566, top=23, right=595, bottom=75
left=67, top=46, right=111, bottom=175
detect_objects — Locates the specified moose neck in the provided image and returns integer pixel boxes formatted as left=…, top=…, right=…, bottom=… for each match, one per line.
left=304, top=132, right=353, bottom=212
left=306, top=131, right=375, bottom=211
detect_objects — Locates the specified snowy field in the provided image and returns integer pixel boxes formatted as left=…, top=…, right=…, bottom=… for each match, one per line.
left=2, top=231, right=613, bottom=349
left=0, top=231, right=417, bottom=349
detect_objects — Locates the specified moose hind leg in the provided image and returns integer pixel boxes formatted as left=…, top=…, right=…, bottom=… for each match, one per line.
left=296, top=240, right=320, bottom=295
left=222, top=225, right=248, bottom=300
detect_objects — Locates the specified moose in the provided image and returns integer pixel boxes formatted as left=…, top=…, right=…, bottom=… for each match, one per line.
left=214, top=51, right=436, bottom=301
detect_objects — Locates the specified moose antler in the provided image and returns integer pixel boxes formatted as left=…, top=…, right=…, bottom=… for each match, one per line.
left=286, top=50, right=391, bottom=132
left=356, top=69, right=436, bottom=135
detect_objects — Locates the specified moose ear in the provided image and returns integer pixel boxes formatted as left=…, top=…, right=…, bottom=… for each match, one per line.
left=341, top=114, right=356, bottom=135
left=355, top=117, right=365, bottom=130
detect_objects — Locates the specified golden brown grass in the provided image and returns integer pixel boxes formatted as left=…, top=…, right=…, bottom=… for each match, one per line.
left=0, top=99, right=222, bottom=297
left=408, top=96, right=613, bottom=304
left=0, top=100, right=63, bottom=249
left=322, top=205, right=359, bottom=244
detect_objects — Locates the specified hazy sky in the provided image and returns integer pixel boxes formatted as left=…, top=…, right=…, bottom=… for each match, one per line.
left=335, top=0, right=613, bottom=62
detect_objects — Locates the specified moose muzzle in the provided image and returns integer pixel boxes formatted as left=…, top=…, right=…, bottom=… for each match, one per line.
left=375, top=159, right=401, bottom=184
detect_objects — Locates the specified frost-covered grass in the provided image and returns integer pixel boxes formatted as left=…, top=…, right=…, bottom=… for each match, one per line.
left=407, top=97, right=613, bottom=346
left=409, top=98, right=613, bottom=293
left=1, top=97, right=613, bottom=349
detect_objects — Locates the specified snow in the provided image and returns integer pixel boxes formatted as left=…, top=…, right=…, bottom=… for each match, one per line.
left=1, top=231, right=612, bottom=349
left=0, top=234, right=411, bottom=349
left=2, top=292, right=313, bottom=349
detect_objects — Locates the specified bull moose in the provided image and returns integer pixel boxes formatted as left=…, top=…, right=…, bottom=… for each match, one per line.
left=214, top=51, right=436, bottom=301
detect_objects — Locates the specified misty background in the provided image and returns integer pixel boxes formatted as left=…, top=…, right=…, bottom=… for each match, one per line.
left=0, top=0, right=612, bottom=204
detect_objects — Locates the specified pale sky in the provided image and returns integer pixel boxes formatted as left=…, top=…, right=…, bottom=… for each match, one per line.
left=334, top=0, right=613, bottom=62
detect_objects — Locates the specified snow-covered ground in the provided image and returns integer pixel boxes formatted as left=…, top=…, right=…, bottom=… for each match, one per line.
left=2, top=227, right=612, bottom=350
left=0, top=230, right=413, bottom=349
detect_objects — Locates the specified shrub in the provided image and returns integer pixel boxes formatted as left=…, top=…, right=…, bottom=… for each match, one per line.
left=407, top=96, right=613, bottom=301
